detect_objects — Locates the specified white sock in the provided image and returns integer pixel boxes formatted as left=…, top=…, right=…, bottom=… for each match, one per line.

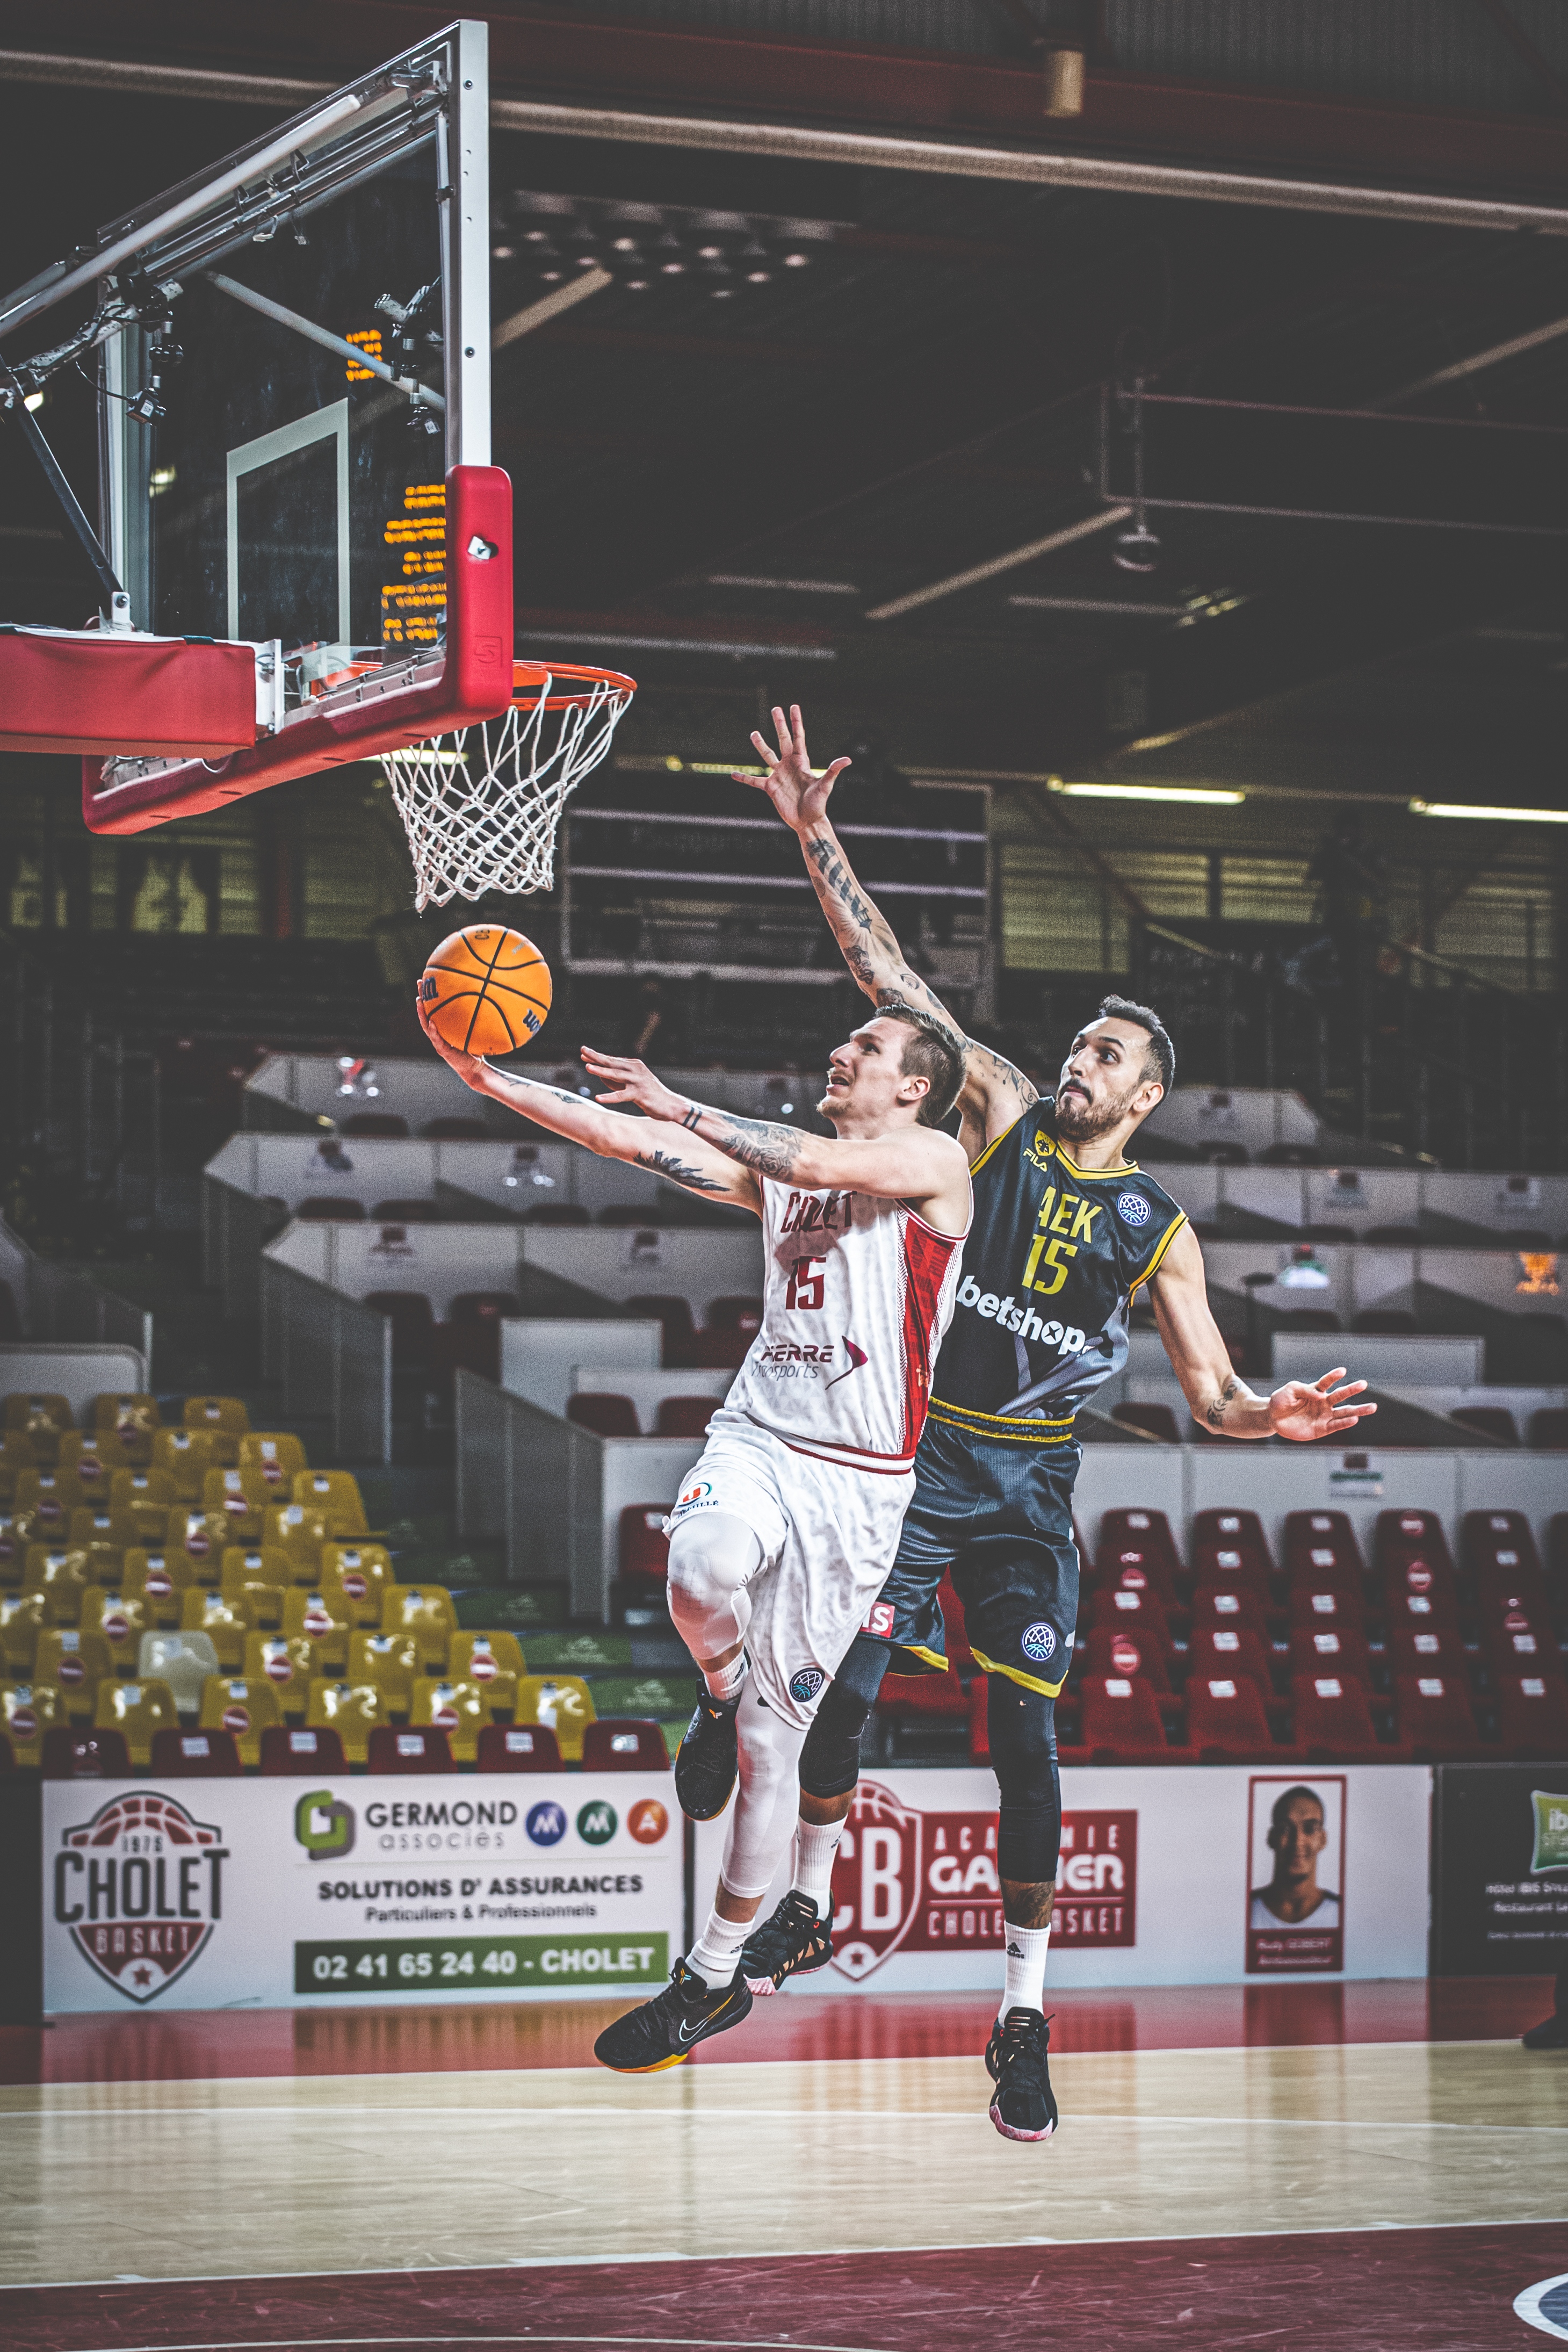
left=687, top=1903, right=752, bottom=1989
left=999, top=1920, right=1051, bottom=2020
left=792, top=1816, right=844, bottom=1918
left=703, top=1650, right=748, bottom=1705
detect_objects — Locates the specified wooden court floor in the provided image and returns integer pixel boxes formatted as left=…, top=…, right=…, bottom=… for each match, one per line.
left=2, top=1980, right=1565, bottom=2351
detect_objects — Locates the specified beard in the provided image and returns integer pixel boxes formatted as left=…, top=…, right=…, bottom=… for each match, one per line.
left=1056, top=1079, right=1140, bottom=1143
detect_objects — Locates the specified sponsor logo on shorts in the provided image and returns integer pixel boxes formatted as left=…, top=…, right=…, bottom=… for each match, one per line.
left=789, top=1666, right=826, bottom=1704
left=1117, top=1191, right=1151, bottom=1227
left=1021, top=1621, right=1057, bottom=1665
left=526, top=1802, right=567, bottom=1847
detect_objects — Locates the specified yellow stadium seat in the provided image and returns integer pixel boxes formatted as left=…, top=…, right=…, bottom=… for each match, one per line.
left=34, top=1627, right=111, bottom=1720
left=151, top=1427, right=216, bottom=1500
left=239, top=1431, right=308, bottom=1488
left=263, top=1503, right=333, bottom=1577
left=0, top=1437, right=33, bottom=1512
left=95, top=1676, right=178, bottom=1767
left=381, top=1584, right=457, bottom=1669
left=183, top=1396, right=249, bottom=1467
left=121, top=1548, right=194, bottom=1624
left=200, top=1673, right=280, bottom=1764
left=291, top=1469, right=368, bottom=1536
left=4, top=1394, right=73, bottom=1461
left=320, top=1543, right=393, bottom=1624
left=306, top=1677, right=388, bottom=1766
left=201, top=1467, right=271, bottom=1544
left=1, top=1590, right=47, bottom=1677
left=0, top=1509, right=21, bottom=1589
left=243, top=1632, right=318, bottom=1719
left=2, top=1680, right=63, bottom=1765
left=80, top=1585, right=149, bottom=1673
left=163, top=1507, right=230, bottom=1586
left=449, top=1628, right=526, bottom=1682
left=23, top=1544, right=95, bottom=1626
left=12, top=1468, right=82, bottom=1531
left=515, top=1673, right=596, bottom=1764
left=92, top=1391, right=162, bottom=1451
left=58, top=1430, right=128, bottom=1497
left=107, top=1467, right=177, bottom=1539
left=411, top=1676, right=494, bottom=1764
left=221, top=1545, right=297, bottom=1598
left=180, top=1589, right=251, bottom=1672
left=70, top=1500, right=133, bottom=1547
left=348, top=1629, right=420, bottom=1713
left=282, top=1589, right=352, bottom=1673
left=138, top=1630, right=220, bottom=1713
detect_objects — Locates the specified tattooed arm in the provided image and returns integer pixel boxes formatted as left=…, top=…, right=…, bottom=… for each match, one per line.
left=734, top=704, right=1037, bottom=1161
left=1148, top=1223, right=1377, bottom=1442
left=415, top=996, right=761, bottom=1214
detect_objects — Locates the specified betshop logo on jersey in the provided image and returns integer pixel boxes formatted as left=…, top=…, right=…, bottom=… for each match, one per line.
left=52, top=1791, right=229, bottom=2004
left=828, top=1783, right=1137, bottom=1978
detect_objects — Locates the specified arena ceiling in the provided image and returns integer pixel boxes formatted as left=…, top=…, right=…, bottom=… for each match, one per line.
left=2, top=1, right=1565, bottom=807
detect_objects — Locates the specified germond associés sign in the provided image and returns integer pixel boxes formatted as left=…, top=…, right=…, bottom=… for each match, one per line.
left=42, top=1774, right=682, bottom=2012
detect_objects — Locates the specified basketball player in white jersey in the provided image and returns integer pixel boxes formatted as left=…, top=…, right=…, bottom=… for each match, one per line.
left=417, top=993, right=970, bottom=2069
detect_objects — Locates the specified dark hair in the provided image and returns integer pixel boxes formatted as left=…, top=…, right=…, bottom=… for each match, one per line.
left=1270, top=1784, right=1326, bottom=1838
left=881, top=1008, right=967, bottom=1129
left=1096, top=995, right=1175, bottom=1094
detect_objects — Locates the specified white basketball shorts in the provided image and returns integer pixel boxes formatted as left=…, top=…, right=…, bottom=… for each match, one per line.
left=666, top=1408, right=915, bottom=1730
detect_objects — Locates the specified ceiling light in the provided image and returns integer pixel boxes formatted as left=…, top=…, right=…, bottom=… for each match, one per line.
left=661, top=261, right=685, bottom=275
left=1410, top=799, right=1568, bottom=824
left=491, top=244, right=515, bottom=260
left=23, top=389, right=44, bottom=412
left=783, top=253, right=810, bottom=268
left=747, top=270, right=771, bottom=284
left=612, top=237, right=639, bottom=252
left=1049, top=780, right=1246, bottom=806
left=699, top=244, right=725, bottom=259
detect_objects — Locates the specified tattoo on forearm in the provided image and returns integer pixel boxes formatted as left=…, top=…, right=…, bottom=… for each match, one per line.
left=681, top=1103, right=702, bottom=1132
left=702, top=1114, right=809, bottom=1183
left=1206, top=1375, right=1240, bottom=1430
left=492, top=1071, right=583, bottom=1113
left=635, top=1149, right=727, bottom=1197
left=803, top=836, right=880, bottom=990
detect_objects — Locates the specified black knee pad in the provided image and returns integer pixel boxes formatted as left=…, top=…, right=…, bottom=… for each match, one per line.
left=799, top=1673, right=874, bottom=1800
left=986, top=1676, right=1061, bottom=1885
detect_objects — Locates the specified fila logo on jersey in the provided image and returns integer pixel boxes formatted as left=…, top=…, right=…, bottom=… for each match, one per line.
left=789, top=1666, right=826, bottom=1703
left=1117, top=1191, right=1151, bottom=1228
left=1021, top=1622, right=1057, bottom=1664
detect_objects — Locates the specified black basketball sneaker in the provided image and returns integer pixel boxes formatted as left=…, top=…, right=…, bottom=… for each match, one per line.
left=738, top=1888, right=834, bottom=1995
left=674, top=1688, right=741, bottom=1820
left=593, top=1958, right=754, bottom=2073
left=985, top=2008, right=1058, bottom=2141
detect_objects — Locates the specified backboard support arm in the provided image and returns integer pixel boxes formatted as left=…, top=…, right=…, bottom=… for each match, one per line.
left=0, top=358, right=128, bottom=626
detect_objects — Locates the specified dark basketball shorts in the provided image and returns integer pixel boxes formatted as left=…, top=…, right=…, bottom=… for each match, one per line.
left=860, top=1414, right=1080, bottom=1698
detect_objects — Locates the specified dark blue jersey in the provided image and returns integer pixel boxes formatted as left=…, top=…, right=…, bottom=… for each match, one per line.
left=928, top=1100, right=1186, bottom=1447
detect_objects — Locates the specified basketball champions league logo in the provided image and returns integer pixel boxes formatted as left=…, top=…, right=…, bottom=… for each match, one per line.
left=53, top=1791, right=228, bottom=2004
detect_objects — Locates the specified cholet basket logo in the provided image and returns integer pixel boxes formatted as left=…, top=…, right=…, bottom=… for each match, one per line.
left=54, top=1790, right=229, bottom=2004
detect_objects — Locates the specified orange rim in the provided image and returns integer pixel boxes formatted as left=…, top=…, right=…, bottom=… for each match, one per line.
left=509, top=658, right=637, bottom=710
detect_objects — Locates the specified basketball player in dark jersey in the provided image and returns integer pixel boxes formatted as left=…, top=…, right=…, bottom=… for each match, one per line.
left=731, top=708, right=1376, bottom=2142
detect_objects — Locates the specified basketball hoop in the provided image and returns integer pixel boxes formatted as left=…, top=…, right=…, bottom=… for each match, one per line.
left=381, top=659, right=635, bottom=910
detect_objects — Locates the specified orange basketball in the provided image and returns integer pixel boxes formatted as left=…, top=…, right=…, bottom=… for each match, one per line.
left=420, top=925, right=552, bottom=1056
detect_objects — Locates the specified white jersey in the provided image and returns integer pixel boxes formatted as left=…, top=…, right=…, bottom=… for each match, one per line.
left=722, top=1178, right=969, bottom=1474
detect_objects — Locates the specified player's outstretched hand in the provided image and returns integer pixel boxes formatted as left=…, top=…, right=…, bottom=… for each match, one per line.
left=580, top=1047, right=691, bottom=1124
left=415, top=987, right=485, bottom=1087
left=738, top=703, right=850, bottom=832
left=1268, top=1369, right=1377, bottom=1443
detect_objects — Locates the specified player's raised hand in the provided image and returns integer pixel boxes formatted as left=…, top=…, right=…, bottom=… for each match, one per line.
left=580, top=1047, right=692, bottom=1124
left=1267, top=1369, right=1377, bottom=1443
left=415, top=985, right=484, bottom=1084
left=737, top=703, right=850, bottom=831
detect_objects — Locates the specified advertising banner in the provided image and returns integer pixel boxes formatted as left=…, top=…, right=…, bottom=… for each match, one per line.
left=42, top=1773, right=682, bottom=2014
left=694, top=1763, right=1430, bottom=1990
left=1432, top=1763, right=1568, bottom=1976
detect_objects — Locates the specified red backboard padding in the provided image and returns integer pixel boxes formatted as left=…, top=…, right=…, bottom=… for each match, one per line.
left=1, top=627, right=257, bottom=757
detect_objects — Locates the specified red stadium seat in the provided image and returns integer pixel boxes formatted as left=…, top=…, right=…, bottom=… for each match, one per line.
left=1080, top=1674, right=1177, bottom=1762
left=1099, top=1509, right=1183, bottom=1581
left=1188, top=1584, right=1269, bottom=1640
left=1099, top=1545, right=1180, bottom=1611
left=149, top=1727, right=242, bottom=1777
left=1462, top=1507, right=1545, bottom=1580
left=655, top=1397, right=717, bottom=1439
left=367, top=1725, right=456, bottom=1773
left=1385, top=1624, right=1469, bottom=1678
left=1394, top=1673, right=1479, bottom=1761
left=708, top=1295, right=764, bottom=1333
left=1191, top=1538, right=1271, bottom=1590
left=1087, top=1584, right=1173, bottom=1655
left=1076, top=1624, right=1173, bottom=1692
left=1290, top=1675, right=1385, bottom=1762
left=1551, top=1514, right=1568, bottom=1596
left=419, top=1116, right=490, bottom=1141
left=1288, top=1622, right=1374, bottom=1684
left=1288, top=1577, right=1365, bottom=1635
left=568, top=1394, right=642, bottom=1438
left=1494, top=1674, right=1568, bottom=1758
left=477, top=1722, right=563, bottom=1771
left=618, top=1506, right=670, bottom=1583
left=40, top=1726, right=131, bottom=1778
left=259, top=1725, right=348, bottom=1776
left=1529, top=1410, right=1568, bottom=1451
left=1384, top=1552, right=1459, bottom=1621
left=627, top=1295, right=698, bottom=1368
left=1375, top=1510, right=1455, bottom=1581
left=1483, top=1614, right=1560, bottom=1679
left=1283, top=1509, right=1364, bottom=1581
left=1193, top=1509, right=1274, bottom=1576
left=1184, top=1676, right=1277, bottom=1761
left=341, top=1113, right=409, bottom=1137
left=370, top=1199, right=443, bottom=1225
left=582, top=1718, right=669, bottom=1771
left=1188, top=1625, right=1276, bottom=1693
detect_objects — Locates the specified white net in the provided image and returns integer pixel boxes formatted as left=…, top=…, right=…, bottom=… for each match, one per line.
left=381, top=662, right=634, bottom=910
